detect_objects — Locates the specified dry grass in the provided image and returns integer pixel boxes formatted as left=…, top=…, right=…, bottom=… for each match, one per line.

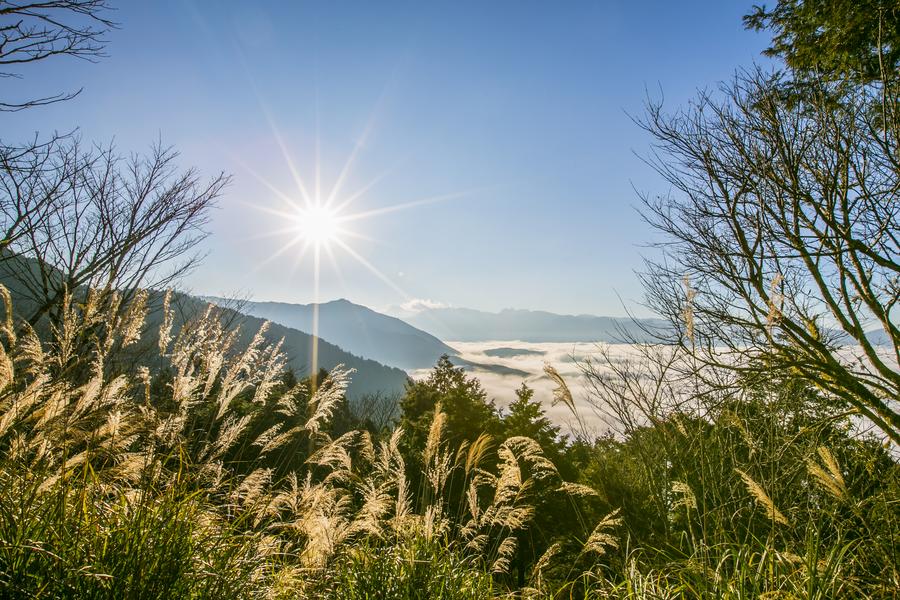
left=0, top=286, right=615, bottom=598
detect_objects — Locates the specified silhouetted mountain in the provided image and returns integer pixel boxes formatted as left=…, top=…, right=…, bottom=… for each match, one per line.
left=397, top=306, right=669, bottom=343
left=204, top=297, right=459, bottom=370
left=483, top=347, right=546, bottom=358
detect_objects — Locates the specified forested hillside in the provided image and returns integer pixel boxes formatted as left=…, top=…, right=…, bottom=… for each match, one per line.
left=0, top=255, right=409, bottom=399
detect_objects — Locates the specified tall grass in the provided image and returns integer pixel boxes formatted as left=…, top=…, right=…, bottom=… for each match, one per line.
left=577, top=345, right=900, bottom=599
left=0, top=288, right=614, bottom=598
left=319, top=537, right=495, bottom=600
left=0, top=287, right=895, bottom=597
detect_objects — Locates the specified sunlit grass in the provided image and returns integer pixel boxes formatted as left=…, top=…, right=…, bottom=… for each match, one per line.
left=0, top=287, right=896, bottom=598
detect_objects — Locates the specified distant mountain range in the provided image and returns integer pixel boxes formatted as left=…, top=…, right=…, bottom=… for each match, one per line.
left=204, top=297, right=459, bottom=371
left=393, top=306, right=668, bottom=343
left=396, top=305, right=893, bottom=348
left=7, top=243, right=888, bottom=403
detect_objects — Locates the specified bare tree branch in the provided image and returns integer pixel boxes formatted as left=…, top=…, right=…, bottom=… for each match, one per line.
left=0, top=0, right=115, bottom=111
left=0, top=138, right=229, bottom=327
left=636, top=68, right=900, bottom=443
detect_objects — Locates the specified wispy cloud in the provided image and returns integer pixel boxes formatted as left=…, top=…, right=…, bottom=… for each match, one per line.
left=400, top=298, right=448, bottom=313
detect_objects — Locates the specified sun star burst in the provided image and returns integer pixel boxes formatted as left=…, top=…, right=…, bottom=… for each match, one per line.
left=292, top=203, right=343, bottom=248
left=239, top=102, right=492, bottom=380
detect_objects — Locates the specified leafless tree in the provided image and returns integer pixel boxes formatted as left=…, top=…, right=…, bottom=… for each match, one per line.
left=637, top=68, right=900, bottom=443
left=0, top=0, right=114, bottom=111
left=0, top=0, right=115, bottom=244
left=0, top=138, right=229, bottom=326
left=0, top=1, right=115, bottom=247
left=0, top=133, right=74, bottom=253
left=352, top=391, right=402, bottom=431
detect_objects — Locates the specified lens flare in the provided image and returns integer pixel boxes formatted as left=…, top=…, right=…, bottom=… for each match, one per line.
left=293, top=203, right=342, bottom=247
left=240, top=98, right=495, bottom=382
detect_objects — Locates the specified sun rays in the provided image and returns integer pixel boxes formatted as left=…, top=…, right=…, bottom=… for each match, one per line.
left=246, top=169, right=424, bottom=296
left=240, top=110, right=489, bottom=379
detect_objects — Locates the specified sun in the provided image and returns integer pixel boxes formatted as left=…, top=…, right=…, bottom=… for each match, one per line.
left=240, top=92, right=486, bottom=384
left=292, top=203, right=343, bottom=248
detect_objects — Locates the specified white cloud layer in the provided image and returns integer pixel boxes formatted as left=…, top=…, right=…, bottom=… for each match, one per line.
left=409, top=341, right=649, bottom=438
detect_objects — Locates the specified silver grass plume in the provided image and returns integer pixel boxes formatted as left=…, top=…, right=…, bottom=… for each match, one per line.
left=232, top=467, right=273, bottom=509
left=531, top=542, right=561, bottom=589
left=386, top=427, right=411, bottom=527
left=807, top=446, right=848, bottom=502
left=671, top=480, right=697, bottom=511
left=119, top=289, right=148, bottom=347
left=158, top=288, right=174, bottom=355
left=16, top=324, right=45, bottom=376
left=0, top=285, right=14, bottom=344
left=736, top=468, right=789, bottom=526
left=424, top=402, right=447, bottom=466
left=543, top=364, right=577, bottom=416
left=491, top=536, right=519, bottom=574
left=208, top=413, right=253, bottom=461
left=252, top=339, right=286, bottom=405
left=308, top=430, right=361, bottom=474
left=215, top=320, right=269, bottom=420
left=304, top=365, right=354, bottom=435
left=682, top=275, right=696, bottom=343
left=766, top=273, right=784, bottom=337
left=0, top=339, right=13, bottom=391
left=464, top=432, right=493, bottom=477
left=583, top=508, right=622, bottom=555
left=559, top=481, right=600, bottom=498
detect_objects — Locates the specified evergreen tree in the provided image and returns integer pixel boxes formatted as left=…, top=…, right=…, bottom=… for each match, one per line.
left=501, top=383, right=591, bottom=588
left=399, top=355, right=501, bottom=454
left=503, top=383, right=561, bottom=453
left=745, top=0, right=900, bottom=83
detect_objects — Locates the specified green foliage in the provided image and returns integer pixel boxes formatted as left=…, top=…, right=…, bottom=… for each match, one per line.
left=573, top=373, right=900, bottom=598
left=0, top=279, right=896, bottom=599
left=0, top=290, right=608, bottom=598
left=317, top=536, right=494, bottom=600
left=399, top=355, right=501, bottom=456
left=0, top=466, right=265, bottom=599
left=504, top=383, right=562, bottom=458
left=745, top=0, right=900, bottom=82
left=2, top=5, right=898, bottom=595
left=3, top=2, right=896, bottom=597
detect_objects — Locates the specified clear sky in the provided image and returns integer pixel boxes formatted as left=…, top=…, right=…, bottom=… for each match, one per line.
left=2, top=1, right=769, bottom=317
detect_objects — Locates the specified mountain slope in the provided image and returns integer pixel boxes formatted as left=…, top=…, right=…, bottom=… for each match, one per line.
left=166, top=294, right=410, bottom=399
left=206, top=297, right=458, bottom=370
left=0, top=255, right=409, bottom=400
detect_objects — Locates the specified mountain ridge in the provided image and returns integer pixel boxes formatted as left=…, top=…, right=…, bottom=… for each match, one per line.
left=205, top=296, right=459, bottom=371
left=394, top=304, right=892, bottom=347
left=393, top=305, right=669, bottom=343
left=0, top=254, right=410, bottom=400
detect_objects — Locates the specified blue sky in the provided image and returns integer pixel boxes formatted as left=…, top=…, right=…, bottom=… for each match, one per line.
left=2, top=1, right=769, bottom=316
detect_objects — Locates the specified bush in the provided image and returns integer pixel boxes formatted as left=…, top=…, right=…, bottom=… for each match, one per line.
left=319, top=536, right=494, bottom=600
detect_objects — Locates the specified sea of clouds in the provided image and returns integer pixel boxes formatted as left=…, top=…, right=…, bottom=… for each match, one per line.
left=408, top=341, right=649, bottom=437
left=406, top=340, right=898, bottom=446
